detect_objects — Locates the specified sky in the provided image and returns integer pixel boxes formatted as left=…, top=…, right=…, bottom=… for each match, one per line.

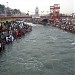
left=0, top=0, right=74, bottom=14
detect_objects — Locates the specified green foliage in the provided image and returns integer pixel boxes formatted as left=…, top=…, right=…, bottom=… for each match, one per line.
left=12, top=9, right=21, bottom=14
left=0, top=4, right=21, bottom=15
left=0, top=4, right=5, bottom=14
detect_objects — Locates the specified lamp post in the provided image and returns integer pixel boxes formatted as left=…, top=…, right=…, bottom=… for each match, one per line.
left=6, top=2, right=8, bottom=7
left=5, top=2, right=8, bottom=17
left=27, top=10, right=29, bottom=16
left=6, top=2, right=8, bottom=16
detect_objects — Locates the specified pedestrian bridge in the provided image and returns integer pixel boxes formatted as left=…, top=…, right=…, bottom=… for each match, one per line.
left=0, top=15, right=50, bottom=23
left=0, top=16, right=32, bottom=22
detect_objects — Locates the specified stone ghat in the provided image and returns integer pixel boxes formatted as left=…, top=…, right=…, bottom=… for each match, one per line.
left=49, top=23, right=75, bottom=34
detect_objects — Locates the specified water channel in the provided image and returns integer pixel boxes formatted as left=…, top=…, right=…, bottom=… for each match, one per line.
left=0, top=23, right=75, bottom=75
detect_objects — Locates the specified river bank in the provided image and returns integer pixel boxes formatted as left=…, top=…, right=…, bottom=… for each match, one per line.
left=0, top=20, right=32, bottom=51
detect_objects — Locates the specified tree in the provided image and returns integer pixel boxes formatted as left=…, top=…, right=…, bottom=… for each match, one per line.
left=0, top=4, right=5, bottom=14
left=12, top=9, right=21, bottom=14
left=0, top=4, right=21, bottom=16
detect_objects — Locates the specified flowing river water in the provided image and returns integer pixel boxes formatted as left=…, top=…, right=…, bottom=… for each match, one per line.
left=0, top=23, right=75, bottom=75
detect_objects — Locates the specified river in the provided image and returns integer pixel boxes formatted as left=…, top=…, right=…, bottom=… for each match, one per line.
left=0, top=23, right=75, bottom=75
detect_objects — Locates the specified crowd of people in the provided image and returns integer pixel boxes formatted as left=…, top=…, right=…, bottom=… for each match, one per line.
left=49, top=18, right=75, bottom=33
left=0, top=20, right=32, bottom=51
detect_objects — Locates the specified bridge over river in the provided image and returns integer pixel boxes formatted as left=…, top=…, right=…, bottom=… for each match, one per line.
left=0, top=23, right=75, bottom=75
left=0, top=15, right=50, bottom=23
